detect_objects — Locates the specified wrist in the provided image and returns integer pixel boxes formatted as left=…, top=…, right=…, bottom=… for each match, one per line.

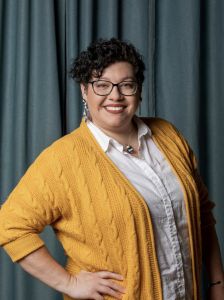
left=61, top=273, right=77, bottom=296
left=56, top=272, right=74, bottom=294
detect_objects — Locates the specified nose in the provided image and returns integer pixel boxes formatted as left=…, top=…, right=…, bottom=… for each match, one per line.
left=108, top=85, right=123, bottom=101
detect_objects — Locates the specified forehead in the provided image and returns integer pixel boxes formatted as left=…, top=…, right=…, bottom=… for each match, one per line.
left=93, top=61, right=135, bottom=81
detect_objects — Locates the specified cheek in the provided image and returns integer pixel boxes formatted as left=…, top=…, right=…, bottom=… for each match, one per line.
left=96, top=99, right=106, bottom=110
left=131, top=98, right=140, bottom=109
left=88, top=98, right=105, bottom=112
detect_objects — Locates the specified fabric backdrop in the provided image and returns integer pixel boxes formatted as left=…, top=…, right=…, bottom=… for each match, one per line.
left=0, top=0, right=223, bottom=299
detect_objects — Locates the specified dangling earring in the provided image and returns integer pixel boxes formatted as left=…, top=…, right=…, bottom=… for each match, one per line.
left=82, top=98, right=89, bottom=120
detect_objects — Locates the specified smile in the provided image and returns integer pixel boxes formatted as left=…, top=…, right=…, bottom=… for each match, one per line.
left=104, top=106, right=126, bottom=113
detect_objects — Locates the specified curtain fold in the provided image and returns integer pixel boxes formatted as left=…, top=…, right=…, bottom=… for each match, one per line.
left=155, top=0, right=201, bottom=147
left=0, top=0, right=223, bottom=299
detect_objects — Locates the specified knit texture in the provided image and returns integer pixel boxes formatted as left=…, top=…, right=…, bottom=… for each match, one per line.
left=0, top=118, right=215, bottom=300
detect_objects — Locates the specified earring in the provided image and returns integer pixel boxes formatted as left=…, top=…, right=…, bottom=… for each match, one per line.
left=82, top=98, right=89, bottom=120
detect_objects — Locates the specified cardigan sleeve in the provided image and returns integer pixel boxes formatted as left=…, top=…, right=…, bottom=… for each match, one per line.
left=0, top=147, right=62, bottom=262
left=169, top=122, right=216, bottom=230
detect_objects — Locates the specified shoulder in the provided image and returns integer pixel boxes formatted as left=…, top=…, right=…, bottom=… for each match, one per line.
left=140, top=117, right=180, bottom=137
left=9, top=127, right=83, bottom=198
left=27, top=126, right=83, bottom=175
left=140, top=116, right=192, bottom=157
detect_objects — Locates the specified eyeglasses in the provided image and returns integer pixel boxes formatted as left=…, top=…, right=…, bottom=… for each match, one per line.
left=88, top=80, right=138, bottom=96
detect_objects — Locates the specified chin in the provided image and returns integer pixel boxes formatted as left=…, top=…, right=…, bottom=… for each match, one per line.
left=105, top=117, right=132, bottom=129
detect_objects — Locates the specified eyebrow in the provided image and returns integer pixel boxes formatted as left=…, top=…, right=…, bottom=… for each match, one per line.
left=99, top=76, right=135, bottom=81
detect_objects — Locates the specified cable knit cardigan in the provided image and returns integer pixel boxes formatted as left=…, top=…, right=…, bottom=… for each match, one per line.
left=0, top=118, right=215, bottom=300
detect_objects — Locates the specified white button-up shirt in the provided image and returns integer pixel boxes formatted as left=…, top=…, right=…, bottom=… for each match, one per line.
left=87, top=117, right=193, bottom=299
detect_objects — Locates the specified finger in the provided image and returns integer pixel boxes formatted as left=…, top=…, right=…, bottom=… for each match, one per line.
left=93, top=293, right=104, bottom=300
left=98, top=286, right=123, bottom=299
left=97, top=271, right=124, bottom=280
left=100, top=279, right=126, bottom=293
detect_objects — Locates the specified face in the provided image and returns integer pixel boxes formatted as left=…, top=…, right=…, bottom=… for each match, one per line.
left=81, top=61, right=141, bottom=133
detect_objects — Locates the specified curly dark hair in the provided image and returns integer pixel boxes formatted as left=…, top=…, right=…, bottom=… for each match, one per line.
left=69, top=38, right=145, bottom=86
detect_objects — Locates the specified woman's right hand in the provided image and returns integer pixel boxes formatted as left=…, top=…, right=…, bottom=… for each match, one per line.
left=65, top=270, right=126, bottom=300
left=18, top=247, right=125, bottom=299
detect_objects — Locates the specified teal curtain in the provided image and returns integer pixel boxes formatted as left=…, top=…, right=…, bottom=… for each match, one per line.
left=0, top=0, right=223, bottom=299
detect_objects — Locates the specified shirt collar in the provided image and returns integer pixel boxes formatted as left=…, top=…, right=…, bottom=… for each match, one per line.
left=134, top=115, right=152, bottom=141
left=86, top=116, right=151, bottom=153
left=86, top=120, right=112, bottom=152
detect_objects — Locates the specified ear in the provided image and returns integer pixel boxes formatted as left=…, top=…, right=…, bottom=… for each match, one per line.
left=80, top=84, right=88, bottom=100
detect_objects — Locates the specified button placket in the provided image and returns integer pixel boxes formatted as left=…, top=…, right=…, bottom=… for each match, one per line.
left=135, top=157, right=186, bottom=299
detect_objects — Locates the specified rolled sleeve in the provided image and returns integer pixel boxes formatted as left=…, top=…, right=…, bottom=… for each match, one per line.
left=0, top=148, right=62, bottom=262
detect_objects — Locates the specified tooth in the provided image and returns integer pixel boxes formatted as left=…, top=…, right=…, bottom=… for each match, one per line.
left=106, top=107, right=124, bottom=111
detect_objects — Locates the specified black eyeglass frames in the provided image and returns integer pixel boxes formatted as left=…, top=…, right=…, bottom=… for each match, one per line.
left=88, top=80, right=138, bottom=96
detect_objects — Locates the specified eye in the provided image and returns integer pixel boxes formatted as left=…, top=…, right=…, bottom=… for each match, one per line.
left=94, top=81, right=111, bottom=89
left=120, top=82, right=135, bottom=89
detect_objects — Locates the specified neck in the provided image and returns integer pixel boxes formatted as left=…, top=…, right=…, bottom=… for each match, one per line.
left=91, top=119, right=139, bottom=157
left=95, top=120, right=137, bottom=144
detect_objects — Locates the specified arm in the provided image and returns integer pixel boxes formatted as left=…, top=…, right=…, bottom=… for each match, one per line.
left=202, top=226, right=224, bottom=300
left=194, top=172, right=223, bottom=299
left=18, top=246, right=71, bottom=294
left=18, top=246, right=125, bottom=300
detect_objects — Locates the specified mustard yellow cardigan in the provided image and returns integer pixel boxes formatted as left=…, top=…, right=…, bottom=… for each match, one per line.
left=0, top=118, right=215, bottom=300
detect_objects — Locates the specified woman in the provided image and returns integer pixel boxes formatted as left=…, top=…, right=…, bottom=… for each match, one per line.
left=0, top=38, right=223, bottom=300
